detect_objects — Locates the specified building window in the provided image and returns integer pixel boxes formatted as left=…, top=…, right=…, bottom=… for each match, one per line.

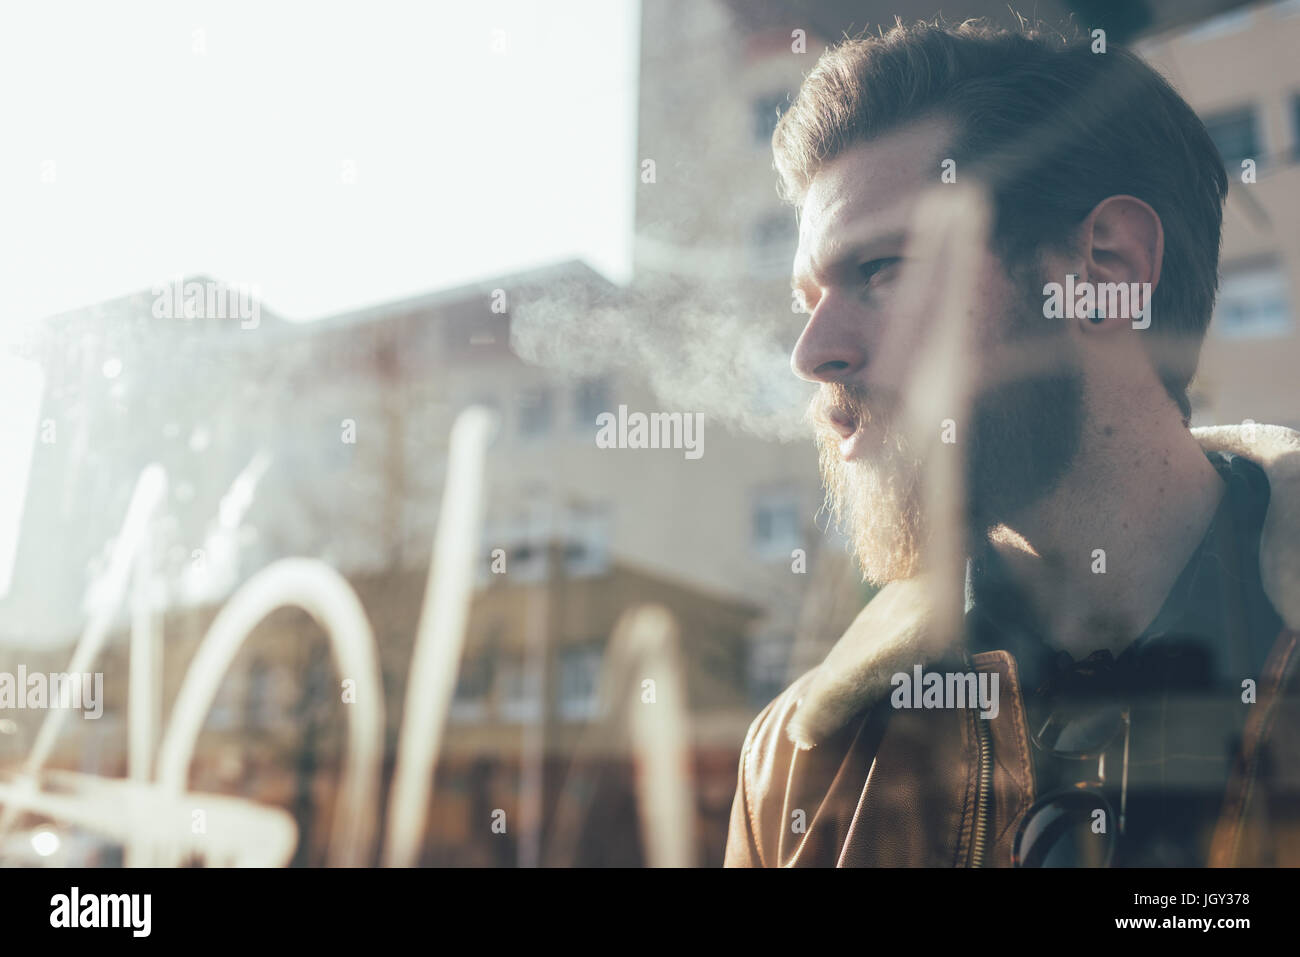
left=517, top=499, right=554, bottom=582
left=480, top=501, right=555, bottom=585
left=508, top=539, right=549, bottom=582
left=573, top=378, right=610, bottom=433
left=497, top=658, right=542, bottom=722
left=748, top=635, right=790, bottom=706
left=450, top=655, right=492, bottom=722
left=562, top=502, right=610, bottom=577
left=1203, top=107, right=1261, bottom=169
left=557, top=646, right=603, bottom=721
left=1213, top=261, right=1292, bottom=338
left=752, top=486, right=803, bottom=560
left=518, top=386, right=552, bottom=437
left=752, top=92, right=786, bottom=146
left=1292, top=94, right=1300, bottom=160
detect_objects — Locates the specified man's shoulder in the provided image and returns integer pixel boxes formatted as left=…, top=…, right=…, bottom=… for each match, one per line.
left=738, top=657, right=888, bottom=799
left=726, top=670, right=817, bottom=866
left=729, top=666, right=878, bottom=866
left=740, top=668, right=821, bottom=772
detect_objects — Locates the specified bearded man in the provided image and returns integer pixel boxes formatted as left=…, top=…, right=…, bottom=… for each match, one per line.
left=724, top=19, right=1300, bottom=868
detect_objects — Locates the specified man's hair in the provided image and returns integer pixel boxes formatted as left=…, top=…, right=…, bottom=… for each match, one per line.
left=772, top=18, right=1229, bottom=423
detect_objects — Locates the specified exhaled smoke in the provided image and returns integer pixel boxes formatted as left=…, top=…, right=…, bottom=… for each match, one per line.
left=509, top=272, right=814, bottom=443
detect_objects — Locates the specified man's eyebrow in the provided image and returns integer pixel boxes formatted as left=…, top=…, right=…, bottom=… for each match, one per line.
left=791, top=229, right=907, bottom=291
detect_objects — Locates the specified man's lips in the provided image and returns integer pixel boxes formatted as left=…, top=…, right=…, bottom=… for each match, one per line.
left=826, top=407, right=858, bottom=439
left=823, top=407, right=871, bottom=461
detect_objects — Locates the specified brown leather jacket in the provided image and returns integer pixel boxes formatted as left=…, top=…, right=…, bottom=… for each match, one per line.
left=725, top=424, right=1300, bottom=867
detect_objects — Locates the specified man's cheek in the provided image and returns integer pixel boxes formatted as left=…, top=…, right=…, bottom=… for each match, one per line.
left=864, top=319, right=928, bottom=400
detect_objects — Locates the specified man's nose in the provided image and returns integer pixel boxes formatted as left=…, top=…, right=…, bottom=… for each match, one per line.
left=790, top=292, right=869, bottom=383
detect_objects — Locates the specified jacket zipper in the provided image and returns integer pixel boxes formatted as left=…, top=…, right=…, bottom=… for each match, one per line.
left=969, top=706, right=993, bottom=867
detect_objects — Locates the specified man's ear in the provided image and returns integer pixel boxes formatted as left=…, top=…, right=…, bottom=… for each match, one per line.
left=1074, top=194, right=1164, bottom=330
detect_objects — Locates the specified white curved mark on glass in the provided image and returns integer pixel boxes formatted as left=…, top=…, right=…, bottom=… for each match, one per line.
left=154, top=558, right=385, bottom=867
left=383, top=405, right=497, bottom=867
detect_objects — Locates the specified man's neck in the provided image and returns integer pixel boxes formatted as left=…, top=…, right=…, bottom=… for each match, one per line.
left=985, top=403, right=1226, bottom=660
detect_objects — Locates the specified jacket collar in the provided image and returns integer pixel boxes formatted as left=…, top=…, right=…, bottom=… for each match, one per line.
left=786, top=423, right=1300, bottom=751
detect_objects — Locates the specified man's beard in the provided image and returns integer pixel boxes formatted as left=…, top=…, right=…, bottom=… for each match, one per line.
left=811, top=284, right=1084, bottom=586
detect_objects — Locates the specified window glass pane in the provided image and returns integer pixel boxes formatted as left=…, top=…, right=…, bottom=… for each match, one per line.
left=751, top=486, right=802, bottom=558
left=1213, top=262, right=1292, bottom=338
left=451, top=655, right=492, bottom=722
left=497, top=659, right=541, bottom=722
left=563, top=502, right=610, bottom=576
left=574, top=378, right=609, bottom=432
left=1293, top=95, right=1300, bottom=159
left=557, top=646, right=603, bottom=721
left=1203, top=108, right=1260, bottom=167
left=518, top=386, right=552, bottom=437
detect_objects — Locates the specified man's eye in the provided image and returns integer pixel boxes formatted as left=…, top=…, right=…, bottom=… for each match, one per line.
left=858, top=257, right=902, bottom=286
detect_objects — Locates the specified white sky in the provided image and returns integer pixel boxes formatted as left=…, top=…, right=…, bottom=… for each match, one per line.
left=0, top=0, right=639, bottom=323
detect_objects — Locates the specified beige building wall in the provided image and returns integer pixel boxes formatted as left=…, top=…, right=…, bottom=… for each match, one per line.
left=1138, top=3, right=1300, bottom=429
